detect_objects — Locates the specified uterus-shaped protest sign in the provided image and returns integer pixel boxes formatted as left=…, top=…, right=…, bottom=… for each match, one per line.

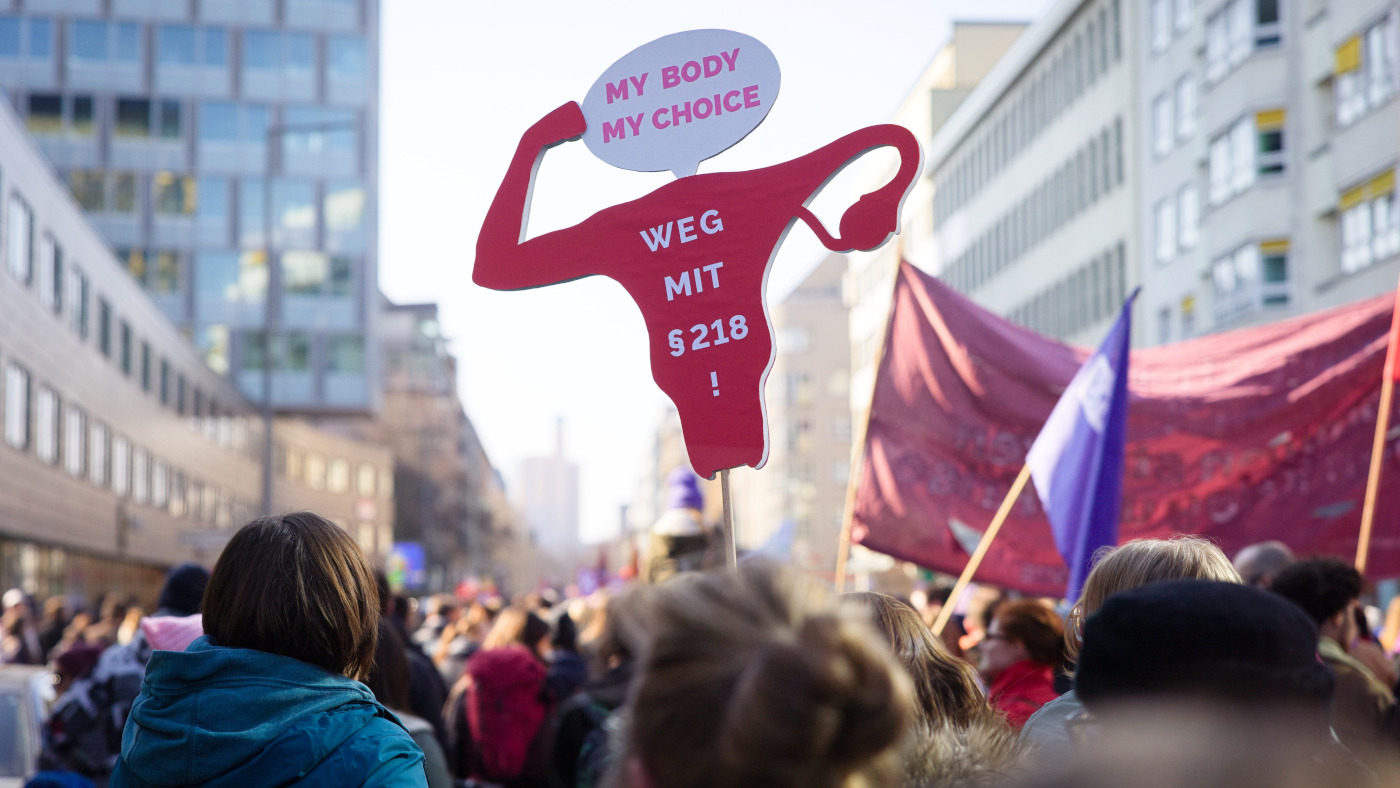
left=474, top=30, right=922, bottom=480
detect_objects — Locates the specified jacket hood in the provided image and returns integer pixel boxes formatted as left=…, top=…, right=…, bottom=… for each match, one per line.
left=121, top=636, right=403, bottom=787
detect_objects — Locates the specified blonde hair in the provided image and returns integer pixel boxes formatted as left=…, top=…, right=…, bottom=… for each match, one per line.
left=615, top=561, right=913, bottom=788
left=1066, top=536, right=1241, bottom=662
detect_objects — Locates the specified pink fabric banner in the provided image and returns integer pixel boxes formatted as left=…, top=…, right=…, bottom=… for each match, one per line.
left=853, top=262, right=1400, bottom=595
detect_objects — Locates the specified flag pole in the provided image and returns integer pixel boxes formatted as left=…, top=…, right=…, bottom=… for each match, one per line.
left=1357, top=294, right=1400, bottom=572
left=836, top=252, right=907, bottom=592
left=932, top=464, right=1033, bottom=637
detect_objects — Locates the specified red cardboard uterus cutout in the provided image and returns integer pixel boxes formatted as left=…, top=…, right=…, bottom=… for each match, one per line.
left=474, top=30, right=921, bottom=479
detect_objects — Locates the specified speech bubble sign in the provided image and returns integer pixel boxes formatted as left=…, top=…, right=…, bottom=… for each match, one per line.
left=581, top=29, right=780, bottom=178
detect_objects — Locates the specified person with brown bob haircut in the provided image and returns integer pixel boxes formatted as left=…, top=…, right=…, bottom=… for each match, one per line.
left=110, top=512, right=427, bottom=787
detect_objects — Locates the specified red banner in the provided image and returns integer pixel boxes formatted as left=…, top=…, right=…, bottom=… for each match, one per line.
left=853, top=262, right=1400, bottom=595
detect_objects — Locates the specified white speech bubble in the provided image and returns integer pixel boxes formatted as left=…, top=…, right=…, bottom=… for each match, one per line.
left=581, top=29, right=781, bottom=178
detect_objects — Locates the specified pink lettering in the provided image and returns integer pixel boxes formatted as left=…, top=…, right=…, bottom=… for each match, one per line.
left=624, top=112, right=644, bottom=136
left=712, top=93, right=724, bottom=116
left=652, top=107, right=670, bottom=129
left=720, top=48, right=740, bottom=71
left=630, top=73, right=648, bottom=97
left=662, top=65, right=680, bottom=88
left=602, top=117, right=626, bottom=143
left=672, top=101, right=693, bottom=125
left=703, top=55, right=723, bottom=78
left=743, top=85, right=760, bottom=109
left=694, top=96, right=713, bottom=119
left=723, top=90, right=743, bottom=112
left=605, top=80, right=630, bottom=105
left=681, top=60, right=702, bottom=82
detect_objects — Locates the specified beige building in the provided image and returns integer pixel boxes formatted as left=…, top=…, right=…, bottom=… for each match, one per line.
left=847, top=21, right=1031, bottom=419
left=730, top=253, right=855, bottom=574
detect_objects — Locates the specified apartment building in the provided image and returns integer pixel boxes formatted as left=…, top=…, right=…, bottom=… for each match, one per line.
left=0, top=93, right=391, bottom=604
left=0, top=0, right=380, bottom=414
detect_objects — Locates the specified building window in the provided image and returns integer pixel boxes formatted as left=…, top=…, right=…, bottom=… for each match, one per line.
left=153, top=172, right=196, bottom=215
left=0, top=16, right=54, bottom=60
left=1158, top=307, right=1172, bottom=344
left=327, top=335, right=365, bottom=374
left=89, top=421, right=109, bottom=487
left=1151, top=0, right=1172, bottom=53
left=68, top=171, right=104, bottom=211
left=25, top=93, right=61, bottom=134
left=71, top=20, right=141, bottom=65
left=1213, top=240, right=1289, bottom=325
left=4, top=363, right=29, bottom=450
left=283, top=252, right=351, bottom=297
left=1206, top=0, right=1279, bottom=82
left=243, top=31, right=316, bottom=78
left=1175, top=0, right=1194, bottom=33
left=1178, top=184, right=1200, bottom=250
left=1175, top=75, right=1196, bottom=140
left=37, top=234, right=62, bottom=314
left=35, top=386, right=58, bottom=465
left=98, top=298, right=112, bottom=358
left=306, top=453, right=326, bottom=490
left=156, top=24, right=196, bottom=66
left=328, top=459, right=349, bottom=494
left=116, top=98, right=151, bottom=138
left=7, top=193, right=32, bottom=284
left=67, top=266, right=89, bottom=339
left=112, top=436, right=130, bottom=496
left=1335, top=12, right=1399, bottom=128
left=1155, top=198, right=1177, bottom=263
left=1341, top=170, right=1400, bottom=273
left=356, top=463, right=376, bottom=497
left=141, top=342, right=152, bottom=392
left=132, top=448, right=149, bottom=504
left=120, top=249, right=182, bottom=296
left=1208, top=111, right=1285, bottom=205
left=271, top=180, right=316, bottom=247
left=328, top=35, right=367, bottom=80
left=120, top=322, right=133, bottom=376
left=151, top=458, right=168, bottom=507
left=64, top=405, right=85, bottom=478
left=1153, top=93, right=1174, bottom=157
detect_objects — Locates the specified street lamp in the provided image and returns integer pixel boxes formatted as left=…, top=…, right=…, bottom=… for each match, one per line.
left=259, top=119, right=359, bottom=516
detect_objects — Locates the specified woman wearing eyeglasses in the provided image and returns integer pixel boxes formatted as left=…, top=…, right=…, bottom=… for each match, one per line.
left=979, top=600, right=1064, bottom=731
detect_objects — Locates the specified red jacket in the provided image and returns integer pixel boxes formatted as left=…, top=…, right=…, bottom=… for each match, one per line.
left=988, top=659, right=1059, bottom=731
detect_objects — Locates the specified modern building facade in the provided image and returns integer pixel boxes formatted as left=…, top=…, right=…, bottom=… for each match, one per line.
left=0, top=92, right=391, bottom=606
left=846, top=21, right=1032, bottom=416
left=852, top=0, right=1400, bottom=395
left=0, top=0, right=380, bottom=414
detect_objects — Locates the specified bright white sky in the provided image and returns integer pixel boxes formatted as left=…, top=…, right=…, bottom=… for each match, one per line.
left=379, top=0, right=1053, bottom=545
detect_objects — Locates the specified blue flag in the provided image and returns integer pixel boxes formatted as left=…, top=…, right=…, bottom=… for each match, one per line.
left=1025, top=293, right=1136, bottom=602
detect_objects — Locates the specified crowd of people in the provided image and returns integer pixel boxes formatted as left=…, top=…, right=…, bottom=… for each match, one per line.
left=11, top=514, right=1400, bottom=787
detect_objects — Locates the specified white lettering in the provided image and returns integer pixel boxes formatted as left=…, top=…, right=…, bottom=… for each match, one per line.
left=640, top=223, right=673, bottom=252
left=702, top=262, right=724, bottom=288
left=700, top=209, right=723, bottom=234
left=664, top=271, right=692, bottom=301
left=677, top=216, right=698, bottom=243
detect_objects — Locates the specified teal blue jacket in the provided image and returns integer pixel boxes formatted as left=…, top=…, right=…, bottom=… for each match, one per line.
left=110, top=636, right=426, bottom=787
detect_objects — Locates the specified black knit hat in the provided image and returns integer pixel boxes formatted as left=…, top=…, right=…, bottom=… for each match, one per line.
left=157, top=563, right=211, bottom=617
left=1076, top=580, right=1333, bottom=721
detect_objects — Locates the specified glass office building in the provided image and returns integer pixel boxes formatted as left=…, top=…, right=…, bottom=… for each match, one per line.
left=0, top=0, right=380, bottom=414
